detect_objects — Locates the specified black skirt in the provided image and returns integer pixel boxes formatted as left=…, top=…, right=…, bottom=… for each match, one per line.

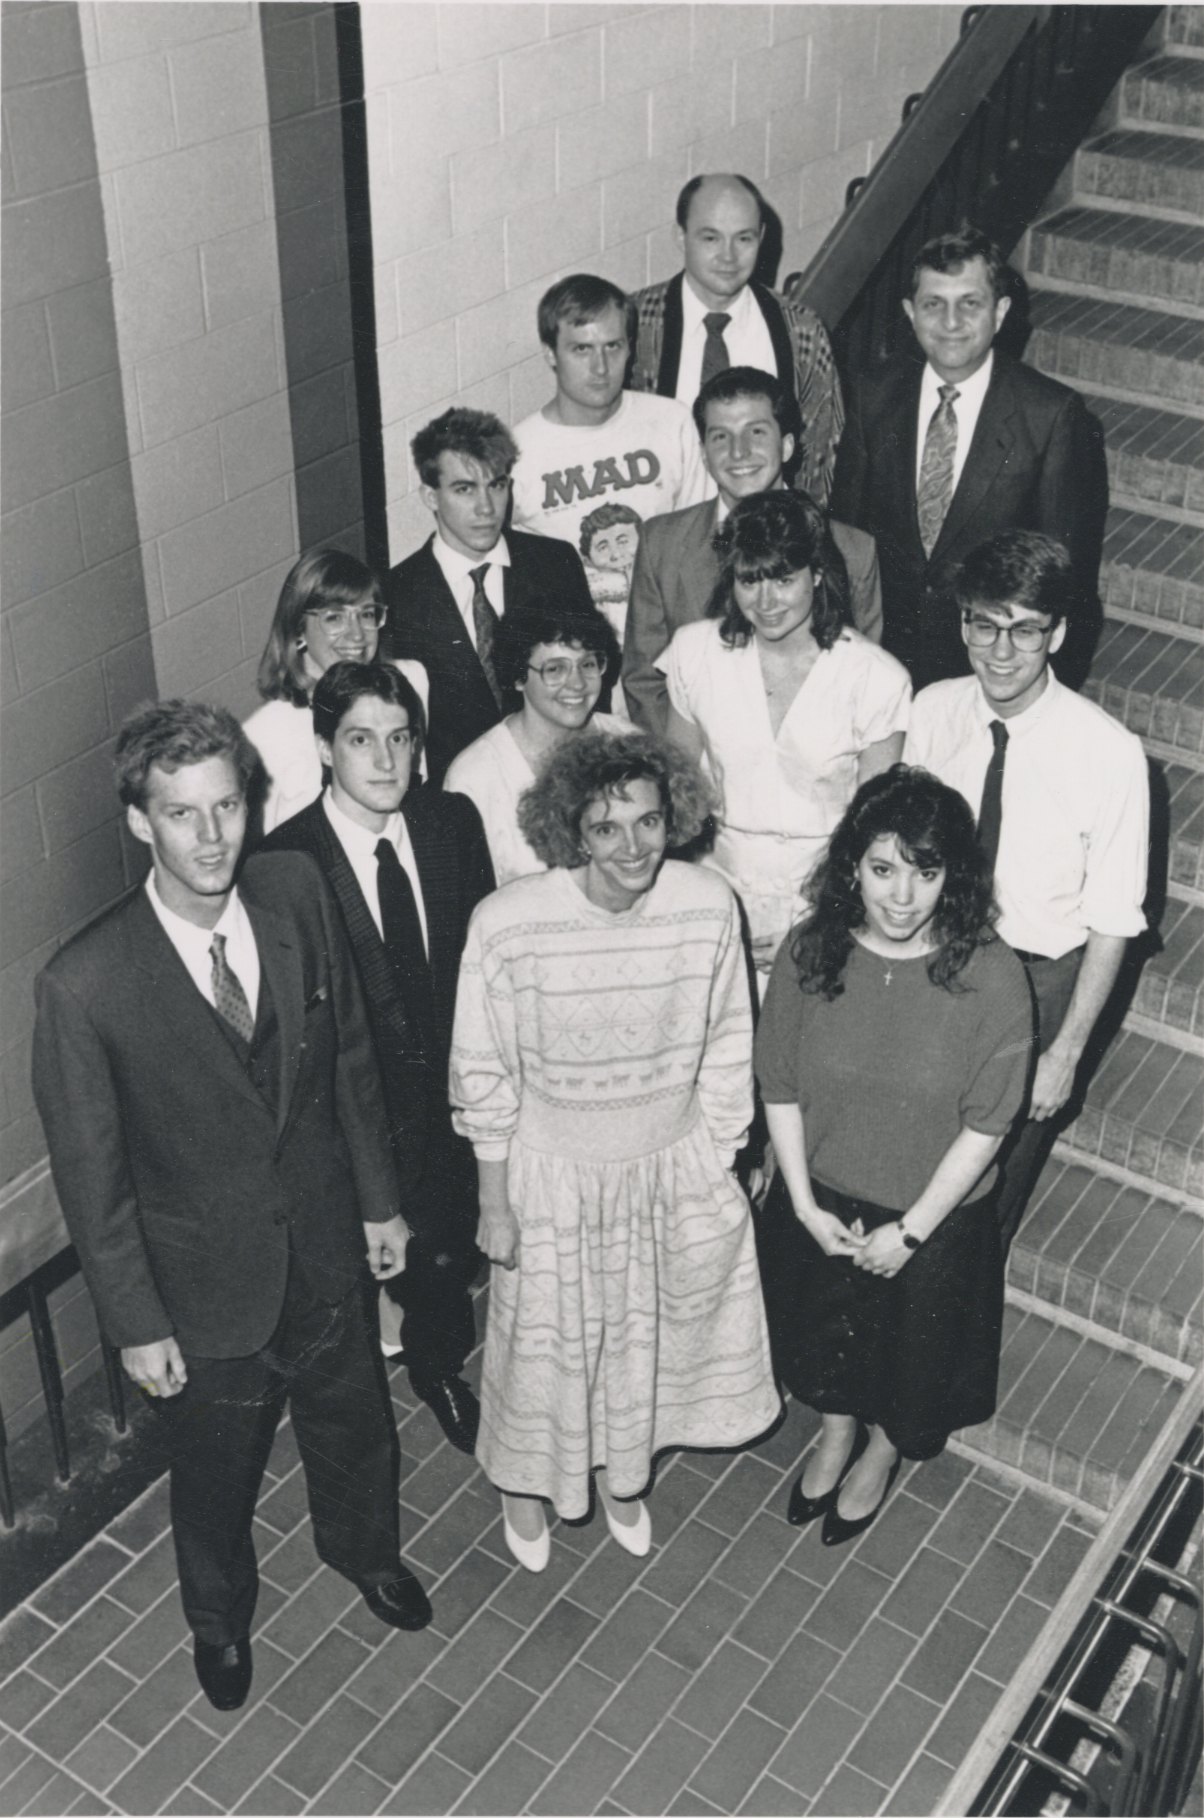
left=754, top=1172, right=1004, bottom=1460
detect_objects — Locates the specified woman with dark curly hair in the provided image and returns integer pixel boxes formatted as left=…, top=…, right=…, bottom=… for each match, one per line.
left=662, top=489, right=910, bottom=978
left=443, top=599, right=627, bottom=885
left=754, top=765, right=1033, bottom=1544
left=245, top=548, right=428, bottom=831
left=451, top=730, right=779, bottom=1571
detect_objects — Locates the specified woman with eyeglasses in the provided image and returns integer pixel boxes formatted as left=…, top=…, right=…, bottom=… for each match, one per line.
left=246, top=548, right=429, bottom=833
left=443, top=600, right=628, bottom=885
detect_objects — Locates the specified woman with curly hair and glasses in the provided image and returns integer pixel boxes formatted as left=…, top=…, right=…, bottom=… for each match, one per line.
left=662, top=489, right=911, bottom=980
left=245, top=548, right=428, bottom=832
left=450, top=730, right=779, bottom=1572
left=755, top=765, right=1034, bottom=1545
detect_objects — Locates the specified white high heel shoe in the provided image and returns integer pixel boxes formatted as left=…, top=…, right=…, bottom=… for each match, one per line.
left=502, top=1499, right=550, bottom=1573
left=599, top=1488, right=652, bottom=1557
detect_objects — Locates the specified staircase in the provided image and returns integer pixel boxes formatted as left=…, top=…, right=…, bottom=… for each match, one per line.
left=952, top=5, right=1204, bottom=1519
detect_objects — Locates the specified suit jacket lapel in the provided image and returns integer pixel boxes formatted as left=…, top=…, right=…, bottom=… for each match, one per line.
left=680, top=499, right=721, bottom=615
left=933, top=363, right=1016, bottom=559
left=403, top=792, right=453, bottom=998
left=657, top=274, right=685, bottom=397
left=752, top=283, right=795, bottom=398
left=240, top=889, right=303, bottom=1140
left=888, top=364, right=925, bottom=557
left=303, top=804, right=414, bottom=1039
left=417, top=540, right=497, bottom=706
left=125, top=891, right=271, bottom=1119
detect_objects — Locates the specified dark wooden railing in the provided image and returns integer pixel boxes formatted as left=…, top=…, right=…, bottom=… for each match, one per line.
left=789, top=4, right=1162, bottom=374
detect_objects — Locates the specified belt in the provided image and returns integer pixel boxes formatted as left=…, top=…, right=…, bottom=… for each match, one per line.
left=1013, top=946, right=1083, bottom=967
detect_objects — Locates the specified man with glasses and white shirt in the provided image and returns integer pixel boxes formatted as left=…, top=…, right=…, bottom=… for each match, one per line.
left=905, top=530, right=1148, bottom=1251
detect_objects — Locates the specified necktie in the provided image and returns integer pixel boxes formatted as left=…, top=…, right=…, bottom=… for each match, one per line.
left=700, top=312, right=732, bottom=389
left=469, top=564, right=505, bottom=710
left=977, top=720, right=1009, bottom=881
left=916, top=383, right=960, bottom=558
left=210, top=934, right=255, bottom=1042
left=376, top=839, right=434, bottom=1040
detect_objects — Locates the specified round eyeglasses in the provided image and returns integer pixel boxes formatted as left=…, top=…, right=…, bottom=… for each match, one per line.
left=961, top=612, right=1052, bottom=653
left=305, top=604, right=386, bottom=633
left=526, top=654, right=604, bottom=686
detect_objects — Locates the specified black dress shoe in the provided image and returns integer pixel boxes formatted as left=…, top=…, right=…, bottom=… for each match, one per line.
left=410, top=1372, right=480, bottom=1454
left=361, top=1569, right=433, bottom=1631
left=787, top=1423, right=868, bottom=1526
left=194, top=1636, right=252, bottom=1710
left=821, top=1456, right=902, bottom=1547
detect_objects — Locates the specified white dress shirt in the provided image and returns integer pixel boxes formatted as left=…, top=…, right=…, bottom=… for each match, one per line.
left=676, top=280, right=778, bottom=406
left=431, top=529, right=511, bottom=649
left=914, top=352, right=994, bottom=498
left=145, top=876, right=261, bottom=1021
left=322, top=790, right=429, bottom=955
left=904, top=672, right=1148, bottom=959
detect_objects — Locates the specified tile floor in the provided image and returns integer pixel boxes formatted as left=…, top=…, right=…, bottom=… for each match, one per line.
left=0, top=1348, right=1101, bottom=1818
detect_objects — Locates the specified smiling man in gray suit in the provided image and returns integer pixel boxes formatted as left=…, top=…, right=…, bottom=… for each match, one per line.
left=622, top=365, right=882, bottom=738
left=32, top=700, right=432, bottom=1716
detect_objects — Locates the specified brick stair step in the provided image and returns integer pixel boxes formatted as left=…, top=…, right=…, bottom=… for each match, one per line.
left=1165, top=760, right=1204, bottom=898
left=1025, top=289, right=1204, bottom=410
left=1166, top=5, right=1204, bottom=52
left=1122, top=52, right=1204, bottom=131
left=1029, top=208, right=1204, bottom=311
left=1102, top=508, right=1204, bottom=635
left=1075, top=127, right=1204, bottom=217
left=1012, top=1154, right=1202, bottom=1368
left=1089, top=397, right=1204, bottom=514
left=1082, top=618, right=1203, bottom=755
left=1059, top=1025, right=1202, bottom=1198
left=1129, top=896, right=1204, bottom=1038
left=961, top=1300, right=1185, bottom=1511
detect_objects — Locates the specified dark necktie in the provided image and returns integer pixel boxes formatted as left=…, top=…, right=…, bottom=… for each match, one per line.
left=916, top=383, right=960, bottom=557
left=700, top=312, right=732, bottom=389
left=376, top=838, right=434, bottom=1040
left=977, top=720, right=1009, bottom=880
left=210, top=933, right=255, bottom=1042
left=469, top=564, right=504, bottom=710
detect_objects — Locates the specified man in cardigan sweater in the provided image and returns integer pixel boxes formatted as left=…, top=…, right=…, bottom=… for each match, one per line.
left=630, top=173, right=843, bottom=507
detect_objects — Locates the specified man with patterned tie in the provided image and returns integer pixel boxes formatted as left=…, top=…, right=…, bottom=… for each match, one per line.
left=629, top=174, right=843, bottom=508
left=262, top=662, right=495, bottom=1453
left=383, top=408, right=595, bottom=784
left=32, top=700, right=434, bottom=1716
left=832, top=226, right=1107, bottom=693
left=905, top=532, right=1148, bottom=1250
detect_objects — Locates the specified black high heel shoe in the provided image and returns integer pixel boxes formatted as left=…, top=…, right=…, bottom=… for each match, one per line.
left=786, top=1424, right=868, bottom=1526
left=821, top=1455, right=901, bottom=1547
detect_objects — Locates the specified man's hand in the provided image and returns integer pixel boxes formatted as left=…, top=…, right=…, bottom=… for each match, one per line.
left=799, top=1207, right=866, bottom=1260
left=853, top=1223, right=911, bottom=1278
left=121, top=1338, right=187, bottom=1398
left=364, top=1216, right=410, bottom=1279
left=1030, top=1044, right=1078, bottom=1122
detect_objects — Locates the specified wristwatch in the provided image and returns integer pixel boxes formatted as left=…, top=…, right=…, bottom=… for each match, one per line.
left=897, top=1219, right=921, bottom=1252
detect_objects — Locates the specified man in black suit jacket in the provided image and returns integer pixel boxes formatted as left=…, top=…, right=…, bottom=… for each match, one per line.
left=32, top=701, right=432, bottom=1714
left=262, top=662, right=495, bottom=1454
left=832, top=226, right=1107, bottom=693
left=382, top=407, right=595, bottom=784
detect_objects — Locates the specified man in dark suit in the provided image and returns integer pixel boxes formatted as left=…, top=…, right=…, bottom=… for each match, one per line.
left=831, top=225, right=1107, bottom=693
left=623, top=366, right=882, bottom=737
left=32, top=701, right=432, bottom=1715
left=382, top=407, right=595, bottom=784
left=262, top=662, right=495, bottom=1455
left=630, top=173, right=843, bottom=506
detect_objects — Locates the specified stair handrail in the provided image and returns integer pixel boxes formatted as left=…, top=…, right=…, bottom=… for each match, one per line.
left=794, top=5, right=1039, bottom=333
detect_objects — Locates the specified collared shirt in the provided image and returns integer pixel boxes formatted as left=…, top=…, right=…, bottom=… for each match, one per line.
left=431, top=529, right=511, bottom=649
left=904, top=671, right=1148, bottom=958
left=145, top=875, right=261, bottom=1020
left=676, top=279, right=778, bottom=407
left=322, top=790, right=429, bottom=955
left=914, top=352, right=994, bottom=498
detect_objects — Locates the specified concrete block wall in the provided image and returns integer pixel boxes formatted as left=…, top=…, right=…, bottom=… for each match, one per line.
left=361, top=2, right=963, bottom=562
left=78, top=0, right=301, bottom=722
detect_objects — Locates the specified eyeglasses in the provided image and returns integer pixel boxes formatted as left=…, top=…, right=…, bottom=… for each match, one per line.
left=961, top=612, right=1052, bottom=653
left=305, top=604, right=386, bottom=633
left=526, top=654, right=604, bottom=686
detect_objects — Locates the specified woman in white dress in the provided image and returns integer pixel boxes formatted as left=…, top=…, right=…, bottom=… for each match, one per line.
left=444, top=599, right=627, bottom=885
left=245, top=548, right=428, bottom=833
left=450, top=730, right=779, bottom=1572
left=662, top=491, right=911, bottom=980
